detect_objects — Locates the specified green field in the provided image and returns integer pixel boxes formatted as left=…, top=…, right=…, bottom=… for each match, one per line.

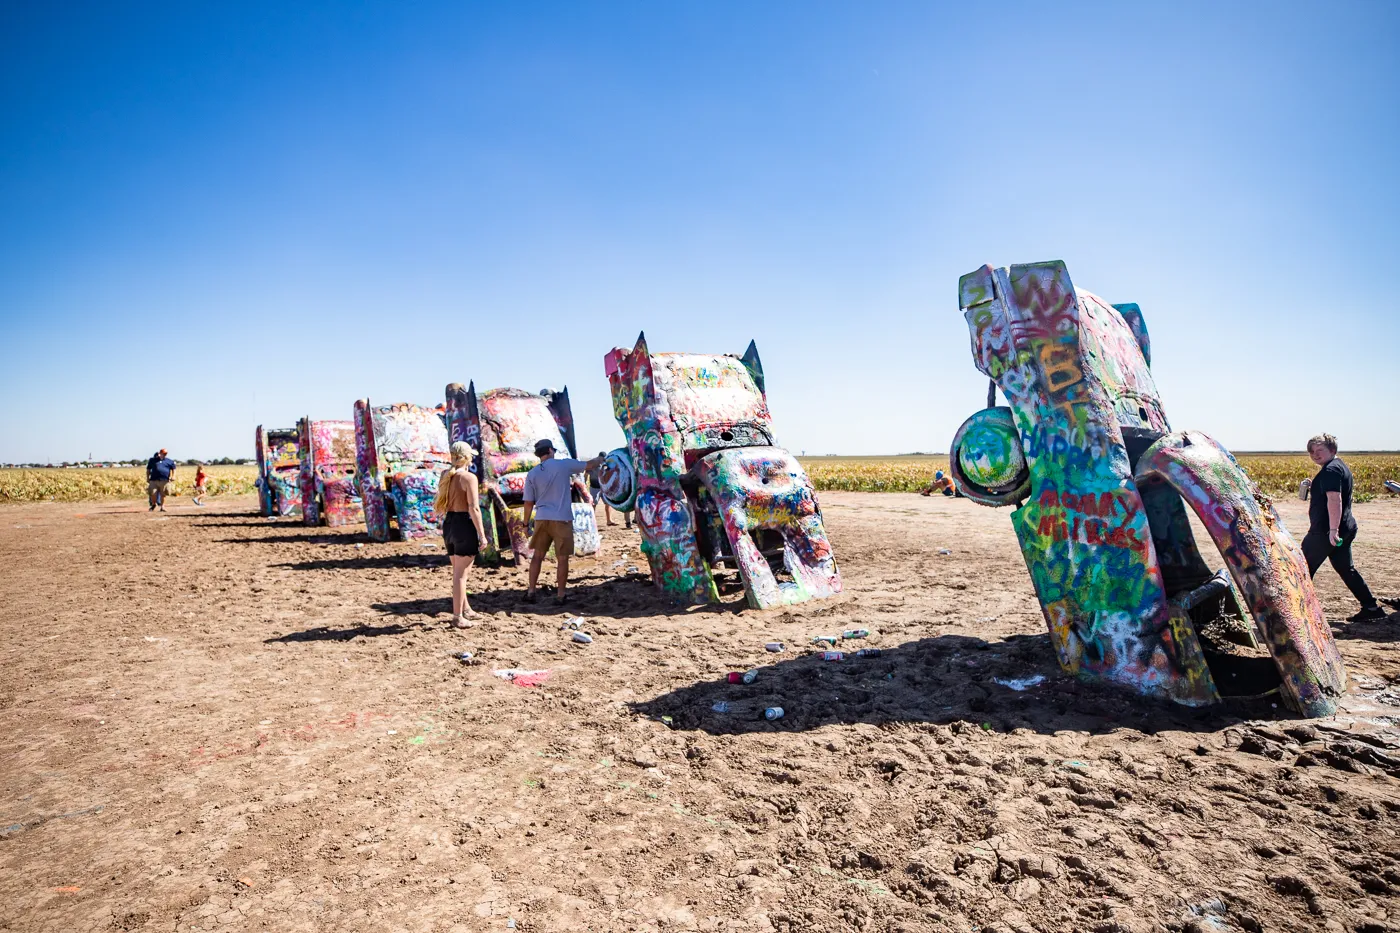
left=0, top=464, right=260, bottom=503
left=2, top=454, right=1397, bottom=503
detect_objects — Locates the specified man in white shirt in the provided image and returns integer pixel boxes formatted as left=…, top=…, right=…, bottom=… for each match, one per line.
left=522, top=439, right=605, bottom=603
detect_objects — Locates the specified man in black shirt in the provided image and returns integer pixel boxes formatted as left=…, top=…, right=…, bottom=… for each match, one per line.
left=1301, top=434, right=1385, bottom=622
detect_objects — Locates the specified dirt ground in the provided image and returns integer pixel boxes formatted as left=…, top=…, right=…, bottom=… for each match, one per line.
left=3, top=491, right=1400, bottom=933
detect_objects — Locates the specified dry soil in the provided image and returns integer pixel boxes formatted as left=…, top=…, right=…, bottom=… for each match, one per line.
left=2, top=492, right=1400, bottom=933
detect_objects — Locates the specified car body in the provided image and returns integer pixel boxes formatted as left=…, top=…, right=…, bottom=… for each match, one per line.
left=444, top=382, right=600, bottom=563
left=949, top=260, right=1345, bottom=716
left=297, top=418, right=364, bottom=528
left=601, top=333, right=841, bottom=609
left=254, top=425, right=301, bottom=517
left=353, top=400, right=449, bottom=541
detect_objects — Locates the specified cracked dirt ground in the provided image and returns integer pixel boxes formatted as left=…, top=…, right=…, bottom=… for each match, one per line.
left=2, top=492, right=1399, bottom=932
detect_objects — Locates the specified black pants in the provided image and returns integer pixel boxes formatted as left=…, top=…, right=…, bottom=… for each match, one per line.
left=1302, top=525, right=1377, bottom=609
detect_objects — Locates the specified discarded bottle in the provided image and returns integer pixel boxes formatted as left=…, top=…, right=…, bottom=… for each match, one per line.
left=571, top=631, right=593, bottom=644
left=820, top=651, right=845, bottom=662
left=764, top=707, right=784, bottom=720
left=842, top=629, right=870, bottom=640
left=712, top=701, right=731, bottom=713
left=764, top=642, right=784, bottom=652
left=855, top=648, right=882, bottom=658
left=812, top=635, right=839, bottom=646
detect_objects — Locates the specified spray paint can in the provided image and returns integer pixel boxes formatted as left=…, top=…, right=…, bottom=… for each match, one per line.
left=842, top=629, right=871, bottom=640
left=855, top=648, right=882, bottom=659
left=764, top=707, right=785, bottom=721
left=820, top=651, right=845, bottom=662
left=764, top=642, right=784, bottom=652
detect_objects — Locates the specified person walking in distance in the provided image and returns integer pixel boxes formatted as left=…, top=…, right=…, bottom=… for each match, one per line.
left=434, top=441, right=488, bottom=627
left=1301, top=434, right=1386, bottom=622
left=192, top=464, right=208, bottom=506
left=146, top=448, right=176, bottom=511
left=522, top=439, right=604, bottom=604
left=588, top=450, right=618, bottom=527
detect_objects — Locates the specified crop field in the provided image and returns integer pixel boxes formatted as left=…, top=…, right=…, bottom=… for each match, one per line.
left=2, top=455, right=1397, bottom=504
left=799, top=453, right=1400, bottom=500
left=0, top=464, right=259, bottom=504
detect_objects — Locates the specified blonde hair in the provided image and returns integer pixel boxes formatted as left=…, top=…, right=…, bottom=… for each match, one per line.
left=434, top=441, right=478, bottom=516
left=1307, top=433, right=1338, bottom=454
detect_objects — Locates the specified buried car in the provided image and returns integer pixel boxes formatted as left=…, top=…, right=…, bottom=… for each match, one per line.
left=948, top=260, right=1345, bottom=716
left=601, top=333, right=840, bottom=609
left=353, top=400, right=450, bottom=541
left=444, top=382, right=600, bottom=564
left=297, top=418, right=363, bottom=528
left=255, top=425, right=301, bottom=517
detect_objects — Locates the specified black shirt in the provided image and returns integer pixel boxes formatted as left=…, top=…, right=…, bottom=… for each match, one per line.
left=1309, top=457, right=1356, bottom=535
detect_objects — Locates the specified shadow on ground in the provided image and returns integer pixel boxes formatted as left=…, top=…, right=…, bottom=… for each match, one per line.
left=219, top=532, right=371, bottom=546
left=368, top=573, right=747, bottom=620
left=264, top=622, right=424, bottom=643
left=631, top=633, right=1280, bottom=738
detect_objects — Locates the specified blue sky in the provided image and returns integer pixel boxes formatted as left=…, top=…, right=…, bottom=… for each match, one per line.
left=1, top=1, right=1397, bottom=462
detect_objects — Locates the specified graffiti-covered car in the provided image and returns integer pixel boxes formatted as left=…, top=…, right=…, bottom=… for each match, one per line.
left=353, top=400, right=449, bottom=541
left=297, top=418, right=364, bottom=528
left=445, top=383, right=600, bottom=564
left=601, top=333, right=840, bottom=609
left=949, top=260, right=1345, bottom=716
left=255, top=425, right=301, bottom=517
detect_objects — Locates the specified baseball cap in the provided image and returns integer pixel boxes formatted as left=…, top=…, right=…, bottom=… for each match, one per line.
left=534, top=439, right=555, bottom=456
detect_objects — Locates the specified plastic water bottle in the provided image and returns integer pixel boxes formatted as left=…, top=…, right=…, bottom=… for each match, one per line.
left=842, top=629, right=870, bottom=640
left=855, top=648, right=882, bottom=659
left=764, top=707, right=784, bottom=720
left=712, top=701, right=731, bottom=713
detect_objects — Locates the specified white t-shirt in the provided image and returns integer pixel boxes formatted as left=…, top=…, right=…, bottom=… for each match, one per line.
left=523, top=457, right=586, bottom=522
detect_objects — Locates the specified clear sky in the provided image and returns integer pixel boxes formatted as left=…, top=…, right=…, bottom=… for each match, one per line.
left=1, top=1, right=1397, bottom=463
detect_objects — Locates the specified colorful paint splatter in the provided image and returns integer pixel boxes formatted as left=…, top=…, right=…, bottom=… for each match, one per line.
left=950, top=260, right=1344, bottom=716
left=254, top=425, right=302, bottom=518
left=297, top=419, right=364, bottom=528
left=603, top=333, right=840, bottom=609
left=444, top=383, right=599, bottom=563
left=353, top=400, right=449, bottom=542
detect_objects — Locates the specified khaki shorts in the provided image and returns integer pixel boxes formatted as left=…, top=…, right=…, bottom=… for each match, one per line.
left=530, top=519, right=574, bottom=558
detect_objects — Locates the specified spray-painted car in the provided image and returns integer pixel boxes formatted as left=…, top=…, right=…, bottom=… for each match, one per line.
left=601, top=333, right=841, bottom=609
left=949, top=260, right=1345, bottom=716
left=255, top=425, right=301, bottom=517
left=353, top=400, right=450, bottom=541
left=444, top=383, right=600, bottom=564
left=297, top=418, right=364, bottom=528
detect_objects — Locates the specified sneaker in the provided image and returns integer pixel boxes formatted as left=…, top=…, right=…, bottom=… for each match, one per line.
left=1348, top=606, right=1389, bottom=623
left=149, top=505, right=156, bottom=511
left=522, top=591, right=538, bottom=604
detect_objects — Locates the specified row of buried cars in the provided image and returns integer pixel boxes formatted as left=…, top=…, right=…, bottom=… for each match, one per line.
left=254, top=260, right=1349, bottom=720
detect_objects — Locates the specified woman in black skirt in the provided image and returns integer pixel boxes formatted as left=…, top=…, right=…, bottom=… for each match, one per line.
left=434, top=441, right=488, bottom=627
